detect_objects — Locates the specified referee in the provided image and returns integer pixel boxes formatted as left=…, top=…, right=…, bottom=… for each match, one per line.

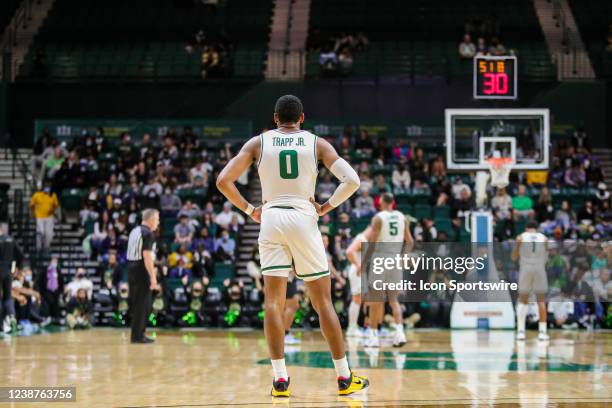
left=127, top=209, right=160, bottom=344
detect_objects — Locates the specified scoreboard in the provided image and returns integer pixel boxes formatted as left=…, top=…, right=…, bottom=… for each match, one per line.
left=473, top=56, right=517, bottom=100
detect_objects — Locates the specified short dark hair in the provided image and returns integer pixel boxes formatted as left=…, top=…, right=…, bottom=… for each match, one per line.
left=381, top=192, right=394, bottom=205
left=274, top=95, right=303, bottom=123
left=526, top=220, right=538, bottom=230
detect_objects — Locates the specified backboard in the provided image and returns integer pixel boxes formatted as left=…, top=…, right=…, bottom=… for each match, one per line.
left=445, top=109, right=549, bottom=170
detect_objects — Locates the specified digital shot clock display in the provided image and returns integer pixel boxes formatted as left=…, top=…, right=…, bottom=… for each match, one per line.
left=473, top=56, right=517, bottom=100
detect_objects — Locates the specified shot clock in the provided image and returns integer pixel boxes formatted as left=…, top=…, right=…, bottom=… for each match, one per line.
left=473, top=56, right=517, bottom=100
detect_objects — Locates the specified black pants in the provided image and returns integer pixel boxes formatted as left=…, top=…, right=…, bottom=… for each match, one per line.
left=128, top=264, right=152, bottom=341
left=42, top=289, right=61, bottom=320
left=0, top=270, right=14, bottom=320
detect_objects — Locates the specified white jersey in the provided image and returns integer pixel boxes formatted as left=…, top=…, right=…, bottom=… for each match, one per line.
left=376, top=210, right=405, bottom=243
left=518, top=231, right=548, bottom=268
left=257, top=129, right=318, bottom=216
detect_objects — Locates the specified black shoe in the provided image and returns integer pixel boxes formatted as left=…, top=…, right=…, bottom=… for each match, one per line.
left=270, top=377, right=290, bottom=397
left=131, top=336, right=155, bottom=344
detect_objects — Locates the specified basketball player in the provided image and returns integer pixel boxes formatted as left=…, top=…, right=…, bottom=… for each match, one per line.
left=344, top=227, right=371, bottom=337
left=511, top=220, right=549, bottom=341
left=216, top=95, right=368, bottom=397
left=363, top=193, right=413, bottom=348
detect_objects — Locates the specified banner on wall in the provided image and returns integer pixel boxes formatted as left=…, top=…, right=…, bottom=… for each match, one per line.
left=34, top=119, right=253, bottom=142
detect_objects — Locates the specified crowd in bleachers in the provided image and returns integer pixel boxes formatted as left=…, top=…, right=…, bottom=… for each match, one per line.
left=2, top=124, right=611, bottom=335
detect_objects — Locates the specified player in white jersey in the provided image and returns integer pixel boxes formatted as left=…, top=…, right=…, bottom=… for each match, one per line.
left=363, top=193, right=413, bottom=348
left=344, top=227, right=371, bottom=337
left=511, top=220, right=549, bottom=341
left=216, top=95, right=368, bottom=397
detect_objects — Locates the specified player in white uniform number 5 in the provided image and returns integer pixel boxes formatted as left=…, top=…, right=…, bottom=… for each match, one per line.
left=363, top=193, right=414, bottom=348
left=216, top=95, right=368, bottom=397
left=511, top=220, right=549, bottom=342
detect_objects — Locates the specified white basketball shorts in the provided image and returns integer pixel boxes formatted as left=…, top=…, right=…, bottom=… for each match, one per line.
left=258, top=206, right=329, bottom=281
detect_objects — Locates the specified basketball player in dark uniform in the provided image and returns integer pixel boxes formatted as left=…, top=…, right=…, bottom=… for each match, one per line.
left=126, top=209, right=160, bottom=343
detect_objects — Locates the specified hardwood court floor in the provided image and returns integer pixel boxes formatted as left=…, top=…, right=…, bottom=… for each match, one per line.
left=0, top=328, right=610, bottom=407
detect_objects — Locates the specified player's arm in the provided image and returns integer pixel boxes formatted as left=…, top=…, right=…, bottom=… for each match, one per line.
left=346, top=236, right=363, bottom=267
left=311, top=137, right=360, bottom=216
left=361, top=216, right=382, bottom=275
left=511, top=235, right=522, bottom=262
left=216, top=136, right=262, bottom=222
left=403, top=218, right=414, bottom=252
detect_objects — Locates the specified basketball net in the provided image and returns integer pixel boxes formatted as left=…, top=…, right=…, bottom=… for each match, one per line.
left=486, top=157, right=513, bottom=188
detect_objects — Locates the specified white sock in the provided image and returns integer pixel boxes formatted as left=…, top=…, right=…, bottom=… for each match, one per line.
left=271, top=358, right=288, bottom=381
left=333, top=356, right=351, bottom=379
left=394, top=323, right=404, bottom=333
left=348, top=302, right=360, bottom=328
left=539, top=321, right=547, bottom=333
left=517, top=303, right=528, bottom=333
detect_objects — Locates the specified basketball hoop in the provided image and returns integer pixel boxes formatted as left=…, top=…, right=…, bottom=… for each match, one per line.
left=486, top=157, right=513, bottom=188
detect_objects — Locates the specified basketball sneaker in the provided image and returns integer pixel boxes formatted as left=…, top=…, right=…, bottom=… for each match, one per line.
left=270, top=377, right=290, bottom=397
left=346, top=325, right=361, bottom=338
left=537, top=332, right=549, bottom=342
left=516, top=331, right=526, bottom=341
left=338, top=372, right=369, bottom=396
left=364, top=330, right=379, bottom=348
left=392, top=330, right=406, bottom=348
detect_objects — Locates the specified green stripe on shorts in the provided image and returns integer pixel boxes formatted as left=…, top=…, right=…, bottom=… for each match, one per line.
left=296, top=270, right=329, bottom=278
left=261, top=265, right=292, bottom=272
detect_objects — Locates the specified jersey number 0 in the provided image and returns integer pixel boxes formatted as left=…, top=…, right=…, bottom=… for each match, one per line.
left=279, top=150, right=299, bottom=179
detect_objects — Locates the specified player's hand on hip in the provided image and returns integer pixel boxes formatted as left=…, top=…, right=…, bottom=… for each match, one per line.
left=250, top=206, right=262, bottom=223
left=310, top=198, right=331, bottom=216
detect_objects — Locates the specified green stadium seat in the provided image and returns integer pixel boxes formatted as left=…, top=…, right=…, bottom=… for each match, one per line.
left=413, top=204, right=432, bottom=219
left=60, top=189, right=85, bottom=213
left=211, top=263, right=235, bottom=288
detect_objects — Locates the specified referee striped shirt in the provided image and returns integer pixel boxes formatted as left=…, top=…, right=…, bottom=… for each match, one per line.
left=127, top=225, right=155, bottom=263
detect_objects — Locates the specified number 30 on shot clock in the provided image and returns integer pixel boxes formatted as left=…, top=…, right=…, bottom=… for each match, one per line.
left=473, top=56, right=517, bottom=100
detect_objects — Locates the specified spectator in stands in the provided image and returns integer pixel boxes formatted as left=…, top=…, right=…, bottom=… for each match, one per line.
left=534, top=187, right=555, bottom=223
left=555, top=199, right=576, bottom=233
left=476, top=37, right=488, bottom=55
left=30, top=183, right=59, bottom=252
left=192, top=242, right=213, bottom=278
left=491, top=187, right=512, bottom=221
left=174, top=214, right=195, bottom=246
left=595, top=182, right=610, bottom=209
left=39, top=255, right=63, bottom=324
left=354, top=130, right=374, bottom=155
left=169, top=258, right=192, bottom=285
left=178, top=200, right=202, bottom=220
left=168, top=244, right=194, bottom=270
left=430, top=155, right=446, bottom=179
left=64, top=268, right=94, bottom=300
left=214, top=229, right=235, bottom=261
left=160, top=187, right=182, bottom=217
left=564, top=160, right=586, bottom=187
left=318, top=172, right=337, bottom=202
left=577, top=200, right=596, bottom=225
left=12, top=268, right=44, bottom=325
left=66, top=288, right=93, bottom=330
left=451, top=186, right=474, bottom=219
left=352, top=188, right=376, bottom=218
left=319, top=45, right=338, bottom=75
left=489, top=37, right=506, bottom=56
left=392, top=163, right=411, bottom=194
left=458, top=34, right=476, bottom=59
left=512, top=185, right=534, bottom=220
left=371, top=174, right=392, bottom=196
left=44, top=146, right=65, bottom=180
left=214, top=202, right=244, bottom=230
